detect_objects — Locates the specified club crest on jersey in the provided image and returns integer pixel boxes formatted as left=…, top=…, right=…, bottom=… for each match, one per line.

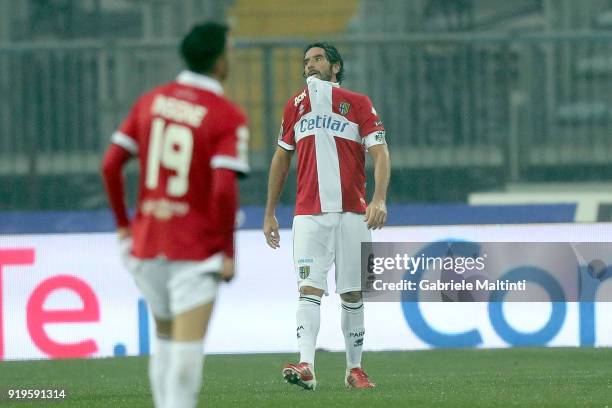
left=338, top=102, right=351, bottom=116
left=299, top=266, right=311, bottom=279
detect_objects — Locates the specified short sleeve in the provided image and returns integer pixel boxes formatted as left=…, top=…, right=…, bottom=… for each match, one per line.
left=358, top=96, right=387, bottom=150
left=277, top=99, right=296, bottom=151
left=210, top=107, right=250, bottom=175
left=111, top=99, right=141, bottom=155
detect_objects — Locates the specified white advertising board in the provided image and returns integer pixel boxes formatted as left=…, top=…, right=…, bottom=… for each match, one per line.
left=1, top=223, right=612, bottom=360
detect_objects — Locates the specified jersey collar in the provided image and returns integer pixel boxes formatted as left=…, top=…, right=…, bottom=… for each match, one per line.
left=306, top=76, right=340, bottom=88
left=176, top=70, right=224, bottom=95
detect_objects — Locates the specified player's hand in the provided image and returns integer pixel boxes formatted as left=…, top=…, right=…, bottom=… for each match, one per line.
left=364, top=198, right=387, bottom=230
left=117, top=227, right=133, bottom=262
left=219, top=256, right=235, bottom=282
left=118, top=227, right=131, bottom=240
left=263, top=214, right=281, bottom=249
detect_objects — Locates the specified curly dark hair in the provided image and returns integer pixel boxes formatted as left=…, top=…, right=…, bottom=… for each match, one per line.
left=303, top=42, right=345, bottom=83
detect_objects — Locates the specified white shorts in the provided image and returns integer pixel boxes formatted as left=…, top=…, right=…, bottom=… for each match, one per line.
left=292, top=212, right=371, bottom=294
left=120, top=238, right=220, bottom=320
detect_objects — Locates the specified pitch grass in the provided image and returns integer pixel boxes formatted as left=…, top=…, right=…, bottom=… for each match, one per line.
left=1, top=348, right=612, bottom=407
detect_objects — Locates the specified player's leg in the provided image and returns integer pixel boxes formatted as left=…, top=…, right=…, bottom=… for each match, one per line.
left=339, top=290, right=374, bottom=388
left=297, top=284, right=324, bottom=366
left=165, top=302, right=214, bottom=408
left=122, top=250, right=174, bottom=407
left=133, top=284, right=174, bottom=406
left=150, top=317, right=172, bottom=408
left=283, top=214, right=334, bottom=390
left=294, top=214, right=333, bottom=370
left=165, top=258, right=219, bottom=408
left=339, top=290, right=364, bottom=371
left=336, top=212, right=375, bottom=388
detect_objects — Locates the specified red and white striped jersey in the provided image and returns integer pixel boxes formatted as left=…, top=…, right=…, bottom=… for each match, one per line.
left=278, top=77, right=386, bottom=215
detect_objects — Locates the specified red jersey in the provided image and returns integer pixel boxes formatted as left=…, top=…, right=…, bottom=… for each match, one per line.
left=278, top=77, right=386, bottom=215
left=103, top=70, right=249, bottom=260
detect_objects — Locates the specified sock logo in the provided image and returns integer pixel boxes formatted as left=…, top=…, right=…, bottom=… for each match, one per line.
left=296, top=325, right=304, bottom=339
left=349, top=330, right=365, bottom=338
left=353, top=338, right=364, bottom=347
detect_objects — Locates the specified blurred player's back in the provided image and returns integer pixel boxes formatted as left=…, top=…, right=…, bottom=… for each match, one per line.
left=112, top=71, right=249, bottom=260
left=101, top=22, right=247, bottom=408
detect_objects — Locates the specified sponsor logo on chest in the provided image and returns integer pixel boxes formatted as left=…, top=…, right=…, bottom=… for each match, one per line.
left=298, top=114, right=349, bottom=133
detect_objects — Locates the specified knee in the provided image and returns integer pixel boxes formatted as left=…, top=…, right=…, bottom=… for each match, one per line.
left=155, top=318, right=172, bottom=338
left=340, top=291, right=362, bottom=303
left=300, top=285, right=324, bottom=297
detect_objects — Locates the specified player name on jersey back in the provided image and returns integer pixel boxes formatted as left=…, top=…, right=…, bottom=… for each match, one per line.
left=151, top=95, right=207, bottom=128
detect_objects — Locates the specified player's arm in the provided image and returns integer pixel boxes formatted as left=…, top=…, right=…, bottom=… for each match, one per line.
left=101, top=99, right=141, bottom=239
left=359, top=95, right=389, bottom=230
left=264, top=100, right=296, bottom=249
left=263, top=146, right=293, bottom=249
left=365, top=144, right=390, bottom=229
left=211, top=111, right=250, bottom=282
left=101, top=143, right=133, bottom=238
left=211, top=167, right=238, bottom=282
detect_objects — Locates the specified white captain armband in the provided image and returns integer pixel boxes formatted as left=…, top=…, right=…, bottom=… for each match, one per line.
left=363, top=130, right=386, bottom=150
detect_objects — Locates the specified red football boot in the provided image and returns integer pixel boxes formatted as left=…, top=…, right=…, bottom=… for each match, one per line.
left=282, top=362, right=316, bottom=390
left=345, top=367, right=375, bottom=389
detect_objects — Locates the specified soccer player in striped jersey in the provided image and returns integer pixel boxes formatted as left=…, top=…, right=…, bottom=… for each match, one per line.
left=263, top=42, right=390, bottom=390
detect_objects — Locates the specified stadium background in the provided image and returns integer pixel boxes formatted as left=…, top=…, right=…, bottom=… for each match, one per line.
left=3, top=0, right=612, bottom=212
left=3, top=1, right=612, bottom=406
left=2, top=0, right=612, bottom=349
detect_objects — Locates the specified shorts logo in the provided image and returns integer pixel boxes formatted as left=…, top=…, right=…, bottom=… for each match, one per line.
left=297, top=257, right=314, bottom=265
left=375, top=131, right=386, bottom=143
left=299, top=265, right=311, bottom=279
left=338, top=102, right=351, bottom=116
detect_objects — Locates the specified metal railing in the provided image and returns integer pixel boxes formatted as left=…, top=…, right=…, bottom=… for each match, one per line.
left=2, top=32, right=612, bottom=209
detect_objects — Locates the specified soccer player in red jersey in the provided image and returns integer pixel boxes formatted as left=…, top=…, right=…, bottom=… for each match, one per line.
left=263, top=43, right=390, bottom=390
left=101, top=22, right=248, bottom=408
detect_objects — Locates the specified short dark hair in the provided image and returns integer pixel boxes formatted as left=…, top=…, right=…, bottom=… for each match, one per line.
left=180, top=22, right=229, bottom=74
left=303, top=42, right=345, bottom=83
